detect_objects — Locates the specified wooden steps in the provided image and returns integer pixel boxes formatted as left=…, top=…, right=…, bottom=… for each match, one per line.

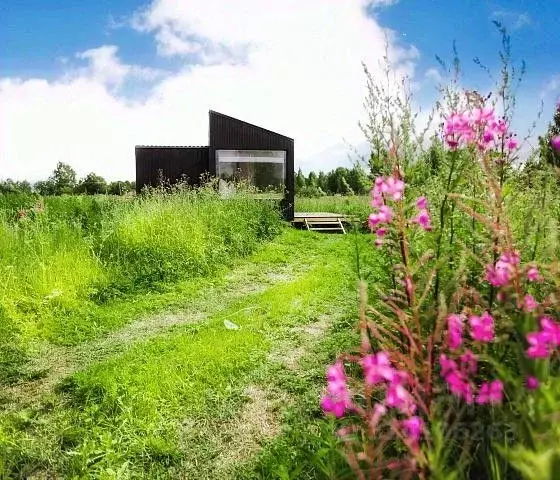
left=300, top=215, right=346, bottom=234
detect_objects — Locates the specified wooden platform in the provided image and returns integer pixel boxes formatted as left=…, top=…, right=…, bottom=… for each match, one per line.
left=292, top=212, right=355, bottom=234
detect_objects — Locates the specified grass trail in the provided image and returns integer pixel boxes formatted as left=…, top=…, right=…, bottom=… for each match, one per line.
left=1, top=228, right=380, bottom=479
left=6, top=245, right=312, bottom=404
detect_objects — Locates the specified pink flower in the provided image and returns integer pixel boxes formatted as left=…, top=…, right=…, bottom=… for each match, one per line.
left=401, top=416, right=424, bottom=445
left=445, top=370, right=474, bottom=403
left=524, top=294, right=539, bottom=312
left=416, top=196, right=427, bottom=209
left=445, top=136, right=459, bottom=149
left=369, top=403, right=387, bottom=429
left=362, top=352, right=396, bottom=385
left=526, top=331, right=552, bottom=359
left=382, top=176, right=405, bottom=201
left=506, top=137, right=518, bottom=150
left=502, top=251, right=521, bottom=265
left=469, top=311, right=495, bottom=343
left=477, top=380, right=503, bottom=405
left=371, top=193, right=384, bottom=208
left=527, top=266, right=541, bottom=282
left=540, top=316, right=560, bottom=346
left=439, top=354, right=474, bottom=403
left=416, top=209, right=432, bottom=231
left=471, top=106, right=495, bottom=125
left=485, top=251, right=519, bottom=287
left=376, top=228, right=387, bottom=237
left=385, top=382, right=416, bottom=414
left=459, top=350, right=478, bottom=375
left=322, top=361, right=352, bottom=418
left=525, top=376, right=539, bottom=391
left=482, top=129, right=495, bottom=143
left=525, top=317, right=560, bottom=359
left=375, top=238, right=383, bottom=248
left=551, top=135, right=560, bottom=153
left=491, top=118, right=508, bottom=135
left=378, top=205, right=393, bottom=223
left=447, top=314, right=464, bottom=350
left=439, top=354, right=457, bottom=377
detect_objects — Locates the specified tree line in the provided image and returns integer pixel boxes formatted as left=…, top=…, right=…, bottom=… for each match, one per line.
left=295, top=164, right=372, bottom=196
left=0, top=162, right=135, bottom=196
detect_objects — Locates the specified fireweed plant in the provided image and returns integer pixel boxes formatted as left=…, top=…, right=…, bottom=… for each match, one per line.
left=320, top=104, right=560, bottom=479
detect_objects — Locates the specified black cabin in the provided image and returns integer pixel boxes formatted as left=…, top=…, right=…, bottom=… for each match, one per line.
left=135, top=111, right=295, bottom=220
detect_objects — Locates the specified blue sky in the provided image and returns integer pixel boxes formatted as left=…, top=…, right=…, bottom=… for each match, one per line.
left=1, top=0, right=559, bottom=180
left=377, top=0, right=559, bottom=114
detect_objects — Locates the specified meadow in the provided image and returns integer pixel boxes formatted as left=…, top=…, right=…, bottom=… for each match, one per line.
left=0, top=189, right=282, bottom=386
left=0, top=188, right=381, bottom=478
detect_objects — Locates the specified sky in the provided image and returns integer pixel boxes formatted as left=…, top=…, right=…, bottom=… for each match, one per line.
left=1, top=0, right=559, bottom=182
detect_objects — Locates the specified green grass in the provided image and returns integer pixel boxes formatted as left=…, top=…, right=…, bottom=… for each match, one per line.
left=295, top=195, right=370, bottom=219
left=0, top=229, right=381, bottom=479
left=0, top=189, right=282, bottom=384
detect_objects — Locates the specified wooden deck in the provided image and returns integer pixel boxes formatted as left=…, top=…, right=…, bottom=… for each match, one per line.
left=292, top=212, right=358, bottom=234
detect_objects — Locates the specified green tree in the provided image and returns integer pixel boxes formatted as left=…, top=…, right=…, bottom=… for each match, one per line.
left=295, top=168, right=307, bottom=194
left=340, top=176, right=354, bottom=195
left=49, top=162, right=77, bottom=194
left=368, top=148, right=388, bottom=178
left=0, top=179, right=32, bottom=194
left=34, top=179, right=56, bottom=196
left=538, top=103, right=560, bottom=168
left=307, top=171, right=319, bottom=187
left=317, top=171, right=328, bottom=193
left=76, top=173, right=107, bottom=195
left=108, top=180, right=134, bottom=195
left=346, top=164, right=371, bottom=194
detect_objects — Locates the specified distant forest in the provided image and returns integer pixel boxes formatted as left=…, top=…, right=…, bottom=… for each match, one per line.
left=0, top=162, right=134, bottom=196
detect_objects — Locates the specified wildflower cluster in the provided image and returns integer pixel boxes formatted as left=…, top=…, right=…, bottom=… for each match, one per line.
left=320, top=351, right=425, bottom=448
left=412, top=196, right=432, bottom=231
left=320, top=361, right=352, bottom=418
left=444, top=107, right=518, bottom=152
left=485, top=251, right=520, bottom=287
left=526, top=316, right=560, bottom=359
left=440, top=311, right=502, bottom=404
left=321, top=99, right=559, bottom=477
left=369, top=176, right=402, bottom=246
left=369, top=175, right=431, bottom=247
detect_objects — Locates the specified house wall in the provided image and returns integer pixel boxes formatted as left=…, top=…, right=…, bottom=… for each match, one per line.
left=135, top=146, right=209, bottom=191
left=208, top=111, right=295, bottom=220
left=135, top=111, right=295, bottom=221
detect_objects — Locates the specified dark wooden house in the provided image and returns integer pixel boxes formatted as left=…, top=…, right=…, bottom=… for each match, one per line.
left=135, top=110, right=294, bottom=220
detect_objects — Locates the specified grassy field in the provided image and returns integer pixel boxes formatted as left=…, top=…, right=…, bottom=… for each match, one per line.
left=295, top=195, right=370, bottom=219
left=0, top=224, right=380, bottom=478
left=0, top=190, right=282, bottom=385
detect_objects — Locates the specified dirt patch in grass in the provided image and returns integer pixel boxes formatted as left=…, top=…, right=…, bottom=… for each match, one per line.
left=269, top=314, right=333, bottom=370
left=212, top=385, right=284, bottom=474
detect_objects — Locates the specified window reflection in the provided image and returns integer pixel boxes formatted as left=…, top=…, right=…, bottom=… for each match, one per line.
left=216, top=150, right=286, bottom=197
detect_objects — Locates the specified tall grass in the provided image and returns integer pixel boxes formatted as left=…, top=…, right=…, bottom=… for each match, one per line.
left=0, top=188, right=283, bottom=384
left=295, top=195, right=370, bottom=218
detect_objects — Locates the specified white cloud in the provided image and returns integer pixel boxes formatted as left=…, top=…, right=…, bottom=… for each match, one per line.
left=74, top=45, right=162, bottom=87
left=424, top=67, right=443, bottom=85
left=540, top=74, right=560, bottom=99
left=491, top=10, right=532, bottom=31
left=0, top=0, right=415, bottom=182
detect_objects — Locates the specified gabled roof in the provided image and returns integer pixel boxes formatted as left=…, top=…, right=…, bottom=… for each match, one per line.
left=209, top=110, right=294, bottom=142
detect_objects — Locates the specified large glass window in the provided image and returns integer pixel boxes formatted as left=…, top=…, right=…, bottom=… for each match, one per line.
left=216, top=150, right=286, bottom=197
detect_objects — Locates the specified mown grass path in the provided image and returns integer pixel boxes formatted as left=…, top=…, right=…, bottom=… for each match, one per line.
left=1, top=229, right=379, bottom=479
